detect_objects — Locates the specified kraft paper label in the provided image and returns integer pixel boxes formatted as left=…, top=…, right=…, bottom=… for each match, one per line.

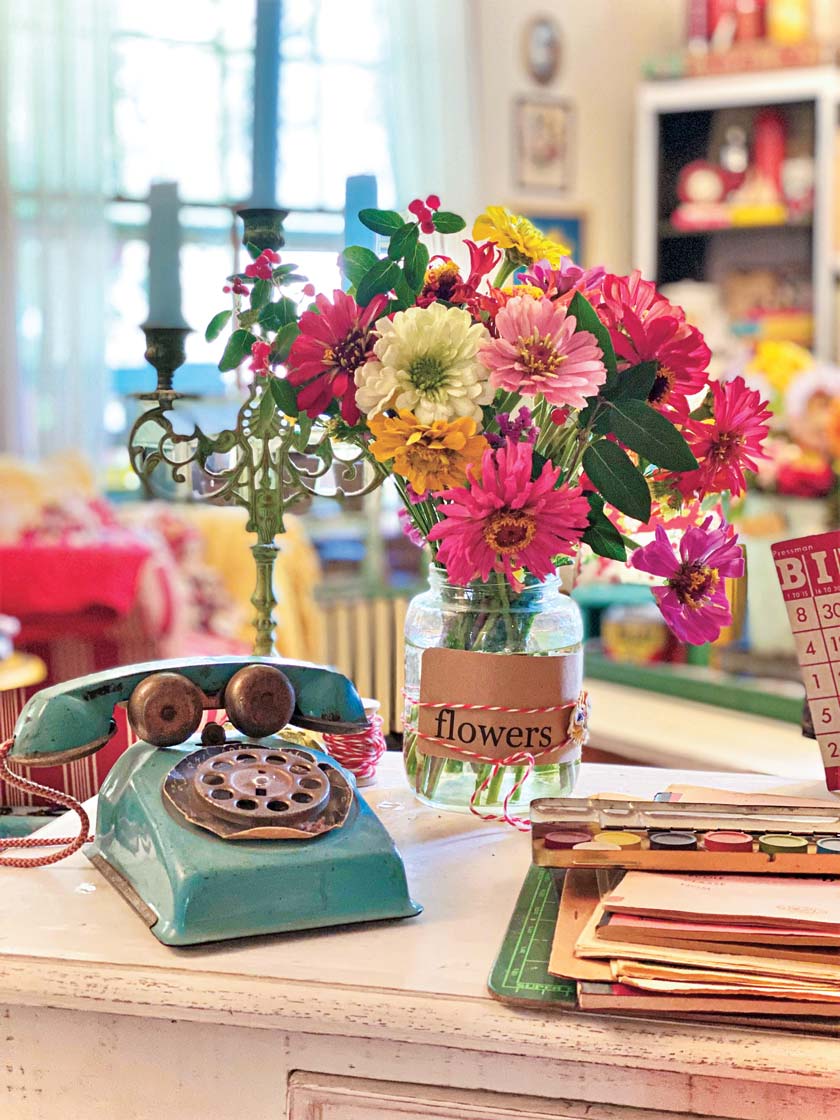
left=416, top=647, right=583, bottom=764
left=772, top=531, right=840, bottom=787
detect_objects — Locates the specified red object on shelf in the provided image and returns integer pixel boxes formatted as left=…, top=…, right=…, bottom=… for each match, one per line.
left=753, top=107, right=786, bottom=196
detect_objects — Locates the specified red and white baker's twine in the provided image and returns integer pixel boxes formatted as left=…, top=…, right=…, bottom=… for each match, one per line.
left=0, top=738, right=93, bottom=867
left=323, top=711, right=387, bottom=783
left=404, top=691, right=590, bottom=831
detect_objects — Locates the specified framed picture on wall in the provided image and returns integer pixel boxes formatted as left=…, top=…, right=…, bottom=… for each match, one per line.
left=514, top=97, right=573, bottom=192
left=525, top=213, right=586, bottom=264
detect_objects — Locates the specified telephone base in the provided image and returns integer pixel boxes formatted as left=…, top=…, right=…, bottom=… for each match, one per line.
left=89, top=739, right=421, bottom=946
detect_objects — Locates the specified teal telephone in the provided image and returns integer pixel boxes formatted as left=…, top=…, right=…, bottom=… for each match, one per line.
left=1, top=656, right=420, bottom=945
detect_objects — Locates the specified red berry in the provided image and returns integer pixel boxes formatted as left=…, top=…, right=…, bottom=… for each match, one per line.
left=420, top=220, right=435, bottom=234
left=425, top=194, right=441, bottom=210
left=223, top=285, right=232, bottom=293
left=303, top=283, right=315, bottom=297
left=551, top=408, right=570, bottom=425
left=408, top=199, right=425, bottom=217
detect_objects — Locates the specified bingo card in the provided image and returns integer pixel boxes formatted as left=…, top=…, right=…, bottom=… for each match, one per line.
left=773, top=530, right=840, bottom=792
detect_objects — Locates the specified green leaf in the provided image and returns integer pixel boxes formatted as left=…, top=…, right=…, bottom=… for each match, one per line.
left=388, top=222, right=419, bottom=261
left=237, top=308, right=261, bottom=328
left=358, top=208, right=405, bottom=236
left=582, top=439, right=651, bottom=522
left=588, top=360, right=657, bottom=434
left=250, top=279, right=272, bottom=310
left=609, top=361, right=656, bottom=402
left=605, top=399, right=698, bottom=472
left=567, top=291, right=618, bottom=388
left=392, top=270, right=415, bottom=310
left=245, top=241, right=262, bottom=260
left=259, top=296, right=298, bottom=332
left=356, top=258, right=401, bottom=305
left=403, top=239, right=429, bottom=293
left=292, top=412, right=314, bottom=451
left=432, top=211, right=466, bottom=234
left=218, top=328, right=255, bottom=372
left=271, top=321, right=300, bottom=363
left=582, top=494, right=626, bottom=561
left=269, top=376, right=299, bottom=416
left=272, top=262, right=300, bottom=281
left=205, top=309, right=231, bottom=342
left=340, top=245, right=380, bottom=288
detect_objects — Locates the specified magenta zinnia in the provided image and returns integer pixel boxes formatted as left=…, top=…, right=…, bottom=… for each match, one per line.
left=610, top=309, right=710, bottom=416
left=676, top=377, right=771, bottom=500
left=479, top=295, right=607, bottom=408
left=287, top=289, right=386, bottom=423
left=428, top=439, right=590, bottom=588
left=630, top=517, right=744, bottom=644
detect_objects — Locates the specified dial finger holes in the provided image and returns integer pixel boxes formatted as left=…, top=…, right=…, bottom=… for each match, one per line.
left=267, top=800, right=288, bottom=812
left=265, top=754, right=286, bottom=764
left=211, top=789, right=233, bottom=800
left=235, top=753, right=256, bottom=762
left=300, top=778, right=321, bottom=790
left=292, top=792, right=312, bottom=804
left=235, top=799, right=257, bottom=811
left=202, top=774, right=224, bottom=786
left=289, top=764, right=309, bottom=775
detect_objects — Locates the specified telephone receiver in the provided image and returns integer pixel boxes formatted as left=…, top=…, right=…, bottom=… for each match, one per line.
left=4, top=656, right=421, bottom=944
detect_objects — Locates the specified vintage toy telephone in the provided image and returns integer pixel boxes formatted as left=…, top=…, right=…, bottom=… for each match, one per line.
left=0, top=656, right=420, bottom=945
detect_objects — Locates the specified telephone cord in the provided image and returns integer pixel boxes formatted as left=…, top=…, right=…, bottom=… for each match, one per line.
left=0, top=738, right=93, bottom=867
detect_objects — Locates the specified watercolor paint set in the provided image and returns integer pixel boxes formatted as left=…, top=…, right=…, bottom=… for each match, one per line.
left=532, top=797, right=840, bottom=873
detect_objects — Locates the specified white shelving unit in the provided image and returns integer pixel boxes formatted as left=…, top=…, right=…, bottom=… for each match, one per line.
left=634, top=66, right=840, bottom=360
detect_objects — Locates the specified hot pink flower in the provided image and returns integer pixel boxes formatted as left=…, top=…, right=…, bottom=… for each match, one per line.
left=287, top=289, right=386, bottom=423
left=479, top=295, right=607, bottom=408
left=249, top=340, right=272, bottom=376
left=676, top=377, right=771, bottom=499
left=610, top=310, right=710, bottom=416
left=601, top=270, right=676, bottom=330
left=428, top=439, right=590, bottom=589
left=630, top=517, right=744, bottom=644
left=244, top=248, right=281, bottom=281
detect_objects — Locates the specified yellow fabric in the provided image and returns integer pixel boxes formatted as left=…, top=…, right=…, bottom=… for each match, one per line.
left=0, top=452, right=96, bottom=542
left=171, top=504, right=322, bottom=661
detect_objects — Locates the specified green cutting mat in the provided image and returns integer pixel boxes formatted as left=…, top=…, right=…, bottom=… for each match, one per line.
left=488, top=864, right=577, bottom=1008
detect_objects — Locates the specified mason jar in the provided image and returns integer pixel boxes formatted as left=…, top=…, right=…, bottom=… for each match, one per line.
left=402, top=565, right=584, bottom=813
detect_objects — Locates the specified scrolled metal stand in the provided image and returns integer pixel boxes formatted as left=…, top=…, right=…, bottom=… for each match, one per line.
left=128, top=208, right=381, bottom=656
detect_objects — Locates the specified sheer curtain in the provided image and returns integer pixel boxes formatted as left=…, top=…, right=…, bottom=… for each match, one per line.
left=382, top=0, right=480, bottom=219
left=0, top=0, right=110, bottom=460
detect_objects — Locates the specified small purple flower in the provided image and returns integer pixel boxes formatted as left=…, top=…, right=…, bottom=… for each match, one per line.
left=520, top=258, right=606, bottom=298
left=490, top=408, right=538, bottom=449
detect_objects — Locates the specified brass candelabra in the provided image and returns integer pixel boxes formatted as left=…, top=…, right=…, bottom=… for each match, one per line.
left=128, top=207, right=379, bottom=655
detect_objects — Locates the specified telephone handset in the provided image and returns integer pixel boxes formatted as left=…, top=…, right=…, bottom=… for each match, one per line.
left=1, top=656, right=420, bottom=944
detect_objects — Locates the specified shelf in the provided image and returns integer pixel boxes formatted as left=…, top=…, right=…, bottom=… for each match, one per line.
left=658, top=219, right=813, bottom=239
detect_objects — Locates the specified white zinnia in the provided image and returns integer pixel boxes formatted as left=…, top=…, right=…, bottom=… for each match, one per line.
left=355, top=302, right=492, bottom=424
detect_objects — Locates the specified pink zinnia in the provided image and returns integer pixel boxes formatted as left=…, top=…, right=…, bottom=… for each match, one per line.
left=676, top=377, right=771, bottom=500
left=287, top=289, right=386, bottom=424
left=630, top=517, right=744, bottom=644
left=601, top=270, right=676, bottom=330
left=479, top=295, right=607, bottom=408
left=428, top=439, right=590, bottom=588
left=610, top=309, right=710, bottom=416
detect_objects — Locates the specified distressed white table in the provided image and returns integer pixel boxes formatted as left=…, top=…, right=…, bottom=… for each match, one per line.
left=1, top=754, right=839, bottom=1120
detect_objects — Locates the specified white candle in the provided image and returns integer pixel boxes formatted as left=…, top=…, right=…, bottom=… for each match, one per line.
left=146, top=181, right=187, bottom=328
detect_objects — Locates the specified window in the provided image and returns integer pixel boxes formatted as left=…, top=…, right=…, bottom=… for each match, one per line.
left=104, top=0, right=394, bottom=486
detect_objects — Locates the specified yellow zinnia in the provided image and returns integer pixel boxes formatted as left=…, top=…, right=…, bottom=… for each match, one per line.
left=368, top=410, right=488, bottom=493
left=473, top=206, right=569, bottom=267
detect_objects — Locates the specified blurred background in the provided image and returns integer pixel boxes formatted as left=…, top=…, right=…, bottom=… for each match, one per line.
left=2, top=0, right=840, bottom=790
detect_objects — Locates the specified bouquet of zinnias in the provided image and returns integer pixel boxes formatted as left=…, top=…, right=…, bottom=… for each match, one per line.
left=210, top=198, right=769, bottom=644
